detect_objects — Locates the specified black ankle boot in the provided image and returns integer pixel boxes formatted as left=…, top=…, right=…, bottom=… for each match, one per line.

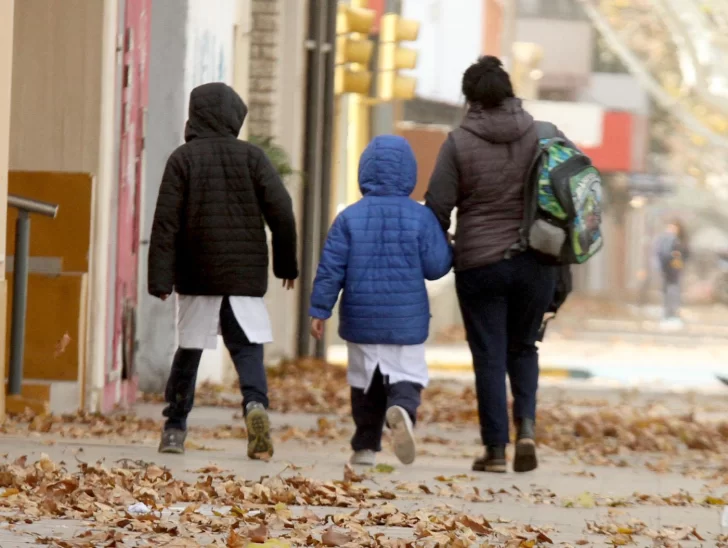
left=472, top=445, right=506, bottom=473
left=514, top=418, right=538, bottom=473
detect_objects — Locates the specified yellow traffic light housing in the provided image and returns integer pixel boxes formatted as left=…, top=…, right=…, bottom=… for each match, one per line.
left=335, top=4, right=376, bottom=95
left=377, top=13, right=420, bottom=101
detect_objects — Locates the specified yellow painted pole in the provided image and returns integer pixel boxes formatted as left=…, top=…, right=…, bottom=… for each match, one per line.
left=345, top=95, right=360, bottom=205
left=344, top=0, right=372, bottom=206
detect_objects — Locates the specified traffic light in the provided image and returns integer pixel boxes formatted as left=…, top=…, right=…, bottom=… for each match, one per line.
left=335, top=4, right=376, bottom=95
left=377, top=13, right=420, bottom=101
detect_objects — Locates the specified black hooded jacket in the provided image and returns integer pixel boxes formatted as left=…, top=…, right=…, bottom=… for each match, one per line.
left=148, top=82, right=298, bottom=298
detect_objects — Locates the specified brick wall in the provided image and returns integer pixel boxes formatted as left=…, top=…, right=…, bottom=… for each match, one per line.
left=248, top=0, right=280, bottom=137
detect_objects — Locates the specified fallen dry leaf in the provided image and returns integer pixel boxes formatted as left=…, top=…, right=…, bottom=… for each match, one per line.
left=227, top=528, right=246, bottom=548
left=343, top=463, right=365, bottom=483
left=249, top=524, right=269, bottom=543
left=321, top=527, right=353, bottom=546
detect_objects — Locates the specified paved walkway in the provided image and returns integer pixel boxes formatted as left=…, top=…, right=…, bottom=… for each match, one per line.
left=1, top=395, right=727, bottom=546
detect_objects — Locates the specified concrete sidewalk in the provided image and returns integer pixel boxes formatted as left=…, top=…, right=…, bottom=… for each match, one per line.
left=0, top=401, right=726, bottom=546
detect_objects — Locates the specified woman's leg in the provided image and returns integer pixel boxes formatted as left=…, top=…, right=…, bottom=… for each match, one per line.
left=506, top=254, right=557, bottom=424
left=456, top=265, right=510, bottom=448
left=506, top=253, right=557, bottom=472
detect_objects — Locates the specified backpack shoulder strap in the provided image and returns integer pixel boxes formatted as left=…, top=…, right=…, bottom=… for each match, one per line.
left=535, top=121, right=567, bottom=151
left=506, top=122, right=560, bottom=259
left=536, top=121, right=558, bottom=140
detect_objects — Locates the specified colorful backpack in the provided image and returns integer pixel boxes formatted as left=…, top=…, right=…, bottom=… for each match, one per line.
left=512, top=121, right=604, bottom=265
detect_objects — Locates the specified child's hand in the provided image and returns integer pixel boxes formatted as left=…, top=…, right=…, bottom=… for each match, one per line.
left=310, top=318, right=325, bottom=340
left=282, top=279, right=295, bottom=290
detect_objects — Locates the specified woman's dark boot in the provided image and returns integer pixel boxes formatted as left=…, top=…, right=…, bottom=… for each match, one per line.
left=513, top=418, right=538, bottom=473
left=472, top=445, right=506, bottom=473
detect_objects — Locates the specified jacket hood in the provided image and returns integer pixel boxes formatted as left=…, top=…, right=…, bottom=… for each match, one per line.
left=358, top=135, right=417, bottom=197
left=184, top=82, right=247, bottom=142
left=461, top=97, right=534, bottom=144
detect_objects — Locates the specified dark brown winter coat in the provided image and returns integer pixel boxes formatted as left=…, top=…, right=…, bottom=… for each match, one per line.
left=425, top=97, right=578, bottom=271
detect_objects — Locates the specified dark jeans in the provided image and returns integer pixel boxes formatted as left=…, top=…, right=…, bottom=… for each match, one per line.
left=455, top=251, right=556, bottom=446
left=351, top=367, right=423, bottom=452
left=163, top=297, right=268, bottom=431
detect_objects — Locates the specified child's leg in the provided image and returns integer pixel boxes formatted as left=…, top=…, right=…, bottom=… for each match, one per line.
left=385, top=381, right=423, bottom=425
left=162, top=347, right=204, bottom=431
left=219, top=297, right=272, bottom=458
left=219, top=297, right=268, bottom=409
left=385, top=381, right=422, bottom=465
left=351, top=368, right=387, bottom=452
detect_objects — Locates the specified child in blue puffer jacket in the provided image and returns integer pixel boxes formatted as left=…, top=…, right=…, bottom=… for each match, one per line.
left=309, top=134, right=453, bottom=466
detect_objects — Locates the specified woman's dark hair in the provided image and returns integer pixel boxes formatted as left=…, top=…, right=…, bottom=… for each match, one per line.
left=461, top=55, right=515, bottom=109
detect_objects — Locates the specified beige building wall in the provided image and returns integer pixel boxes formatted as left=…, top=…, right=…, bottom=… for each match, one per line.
left=0, top=0, right=15, bottom=419
left=8, top=0, right=119, bottom=411
left=9, top=0, right=104, bottom=172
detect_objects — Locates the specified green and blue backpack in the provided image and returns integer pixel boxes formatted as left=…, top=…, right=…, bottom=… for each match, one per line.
left=511, top=121, right=604, bottom=265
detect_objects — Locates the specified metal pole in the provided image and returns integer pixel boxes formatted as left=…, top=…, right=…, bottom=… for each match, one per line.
left=315, top=0, right=338, bottom=359
left=297, top=0, right=325, bottom=358
left=8, top=211, right=30, bottom=396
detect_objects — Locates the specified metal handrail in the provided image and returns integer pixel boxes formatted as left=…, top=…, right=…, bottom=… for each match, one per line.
left=8, top=194, right=58, bottom=218
left=6, top=194, right=60, bottom=397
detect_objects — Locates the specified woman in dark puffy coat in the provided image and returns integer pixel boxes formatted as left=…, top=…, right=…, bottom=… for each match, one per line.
left=426, top=56, right=573, bottom=473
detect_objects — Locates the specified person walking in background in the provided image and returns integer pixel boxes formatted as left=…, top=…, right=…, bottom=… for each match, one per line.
left=425, top=56, right=576, bottom=474
left=656, top=219, right=689, bottom=327
left=148, top=82, right=298, bottom=459
left=309, top=134, right=452, bottom=467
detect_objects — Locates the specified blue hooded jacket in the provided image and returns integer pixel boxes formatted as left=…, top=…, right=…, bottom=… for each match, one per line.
left=309, top=134, right=453, bottom=345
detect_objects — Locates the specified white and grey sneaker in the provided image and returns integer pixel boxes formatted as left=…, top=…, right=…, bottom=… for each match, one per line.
left=158, top=428, right=186, bottom=454
left=386, top=406, right=416, bottom=465
left=349, top=450, right=376, bottom=466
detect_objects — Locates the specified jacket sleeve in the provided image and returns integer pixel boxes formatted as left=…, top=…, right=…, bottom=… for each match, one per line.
left=148, top=152, right=186, bottom=297
left=424, top=134, right=459, bottom=232
left=251, top=147, right=299, bottom=280
left=309, top=214, right=349, bottom=320
left=419, top=206, right=453, bottom=281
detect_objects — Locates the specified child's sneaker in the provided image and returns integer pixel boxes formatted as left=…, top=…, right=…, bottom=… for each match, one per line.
left=386, top=406, right=416, bottom=465
left=349, top=450, right=376, bottom=466
left=158, top=428, right=186, bottom=454
left=245, top=402, right=274, bottom=459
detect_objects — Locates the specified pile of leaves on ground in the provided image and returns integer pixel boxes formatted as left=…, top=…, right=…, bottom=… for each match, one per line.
left=5, top=358, right=728, bottom=464
left=0, top=454, right=557, bottom=547
left=0, top=409, right=248, bottom=447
